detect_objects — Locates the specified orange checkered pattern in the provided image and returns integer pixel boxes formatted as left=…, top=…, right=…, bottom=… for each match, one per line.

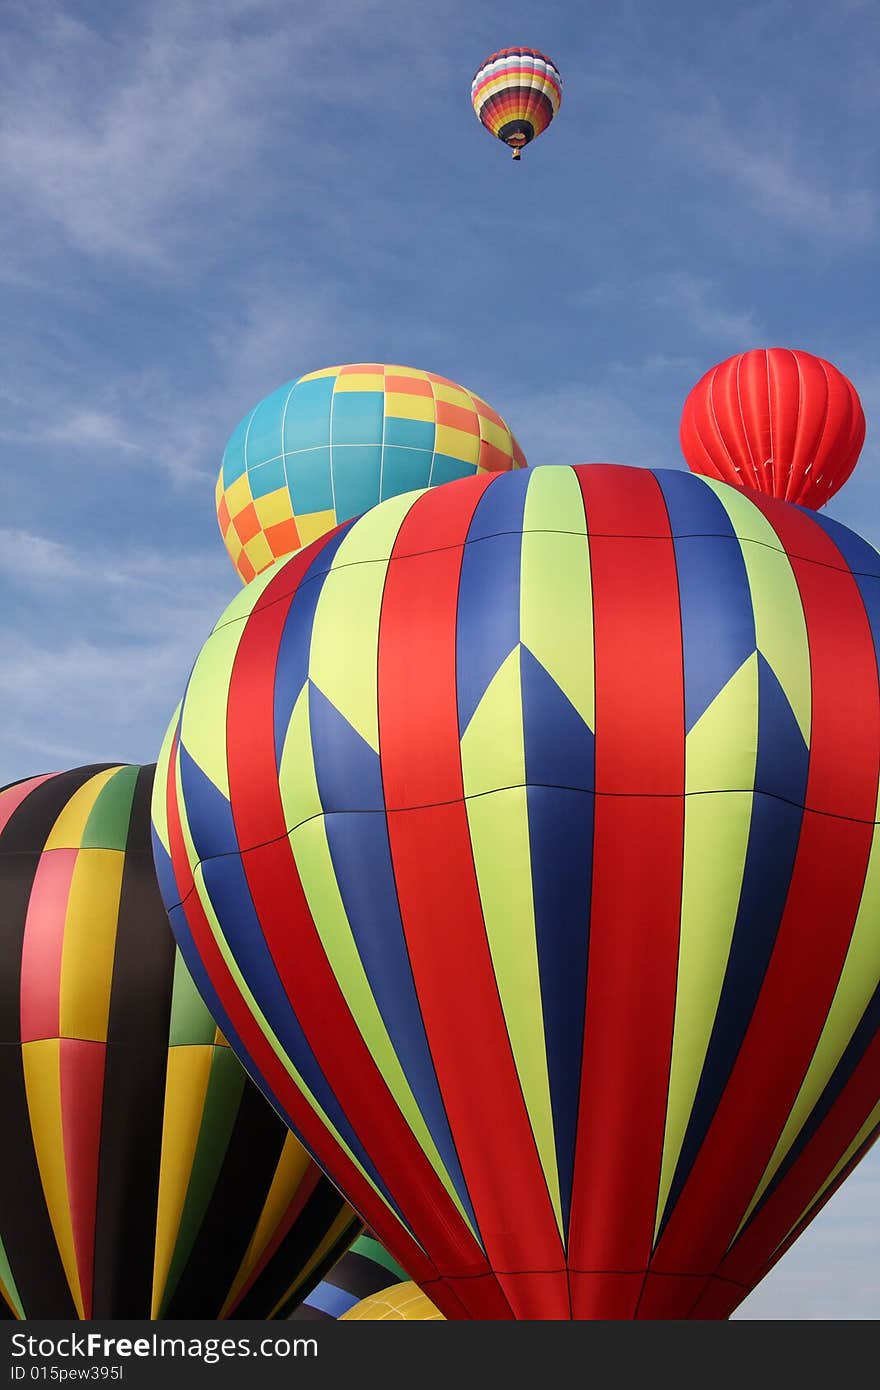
left=216, top=364, right=527, bottom=585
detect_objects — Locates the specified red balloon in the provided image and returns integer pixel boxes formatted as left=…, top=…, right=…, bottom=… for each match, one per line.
left=680, top=348, right=865, bottom=509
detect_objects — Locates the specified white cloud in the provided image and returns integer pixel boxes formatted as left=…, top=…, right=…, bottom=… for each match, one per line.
left=0, top=0, right=444, bottom=271
left=0, top=2, right=282, bottom=264
left=659, top=98, right=877, bottom=252
left=737, top=1150, right=880, bottom=1319
left=0, top=527, right=237, bottom=782
left=649, top=272, right=760, bottom=347
left=45, top=408, right=145, bottom=452
left=509, top=380, right=678, bottom=472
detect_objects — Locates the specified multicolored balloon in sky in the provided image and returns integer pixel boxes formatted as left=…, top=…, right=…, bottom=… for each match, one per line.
left=680, top=347, right=865, bottom=509
left=471, top=48, right=562, bottom=159
left=0, top=764, right=358, bottom=1320
left=154, top=463, right=880, bottom=1318
left=290, top=1233, right=406, bottom=1321
left=215, top=363, right=527, bottom=583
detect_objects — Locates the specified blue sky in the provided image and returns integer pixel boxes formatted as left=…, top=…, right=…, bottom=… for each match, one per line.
left=1, top=0, right=878, bottom=1317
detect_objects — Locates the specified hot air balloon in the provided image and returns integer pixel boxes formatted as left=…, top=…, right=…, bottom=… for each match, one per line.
left=341, top=1282, right=443, bottom=1321
left=680, top=348, right=865, bottom=510
left=0, top=764, right=359, bottom=1319
left=290, top=1233, right=407, bottom=1320
left=153, top=464, right=880, bottom=1319
left=216, top=364, right=527, bottom=584
left=471, top=48, right=562, bottom=160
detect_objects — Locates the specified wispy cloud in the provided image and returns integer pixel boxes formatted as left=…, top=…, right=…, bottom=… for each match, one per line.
left=737, top=1161, right=880, bottom=1319
left=0, top=1, right=287, bottom=265
left=0, top=0, right=444, bottom=273
left=649, top=272, right=760, bottom=346
left=510, top=381, right=678, bottom=472
left=0, top=528, right=236, bottom=777
left=660, top=100, right=877, bottom=250
left=575, top=273, right=760, bottom=359
left=39, top=409, right=145, bottom=453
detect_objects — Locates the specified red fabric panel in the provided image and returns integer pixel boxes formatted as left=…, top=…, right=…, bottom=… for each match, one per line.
left=379, top=479, right=567, bottom=1310
left=567, top=465, right=684, bottom=1286
left=223, top=581, right=476, bottom=1270
left=717, top=1030, right=880, bottom=1291
left=60, top=1037, right=106, bottom=1319
left=19, top=848, right=77, bottom=1043
left=163, top=735, right=440, bottom=1294
left=570, top=1271, right=647, bottom=1319
left=650, top=499, right=879, bottom=1284
left=0, top=774, right=56, bottom=835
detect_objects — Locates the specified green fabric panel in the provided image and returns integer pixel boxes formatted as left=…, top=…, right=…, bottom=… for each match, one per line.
left=520, top=529, right=594, bottom=732
left=466, top=785, right=563, bottom=1237
left=169, top=949, right=218, bottom=1048
left=309, top=563, right=387, bottom=754
left=152, top=704, right=181, bottom=854
left=684, top=653, right=759, bottom=795
left=159, top=1046, right=245, bottom=1314
left=657, top=656, right=759, bottom=1233
left=305, top=492, right=414, bottom=753
left=330, top=488, right=418, bottom=565
left=351, top=1234, right=408, bottom=1282
left=0, top=1232, right=24, bottom=1318
left=81, top=764, right=139, bottom=851
left=522, top=464, right=587, bottom=536
left=180, top=618, right=245, bottom=799
left=278, top=683, right=321, bottom=834
left=703, top=479, right=811, bottom=743
left=289, top=815, right=474, bottom=1235
left=460, top=646, right=524, bottom=793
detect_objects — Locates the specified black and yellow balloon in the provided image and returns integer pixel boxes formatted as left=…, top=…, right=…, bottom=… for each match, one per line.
left=0, top=764, right=359, bottom=1319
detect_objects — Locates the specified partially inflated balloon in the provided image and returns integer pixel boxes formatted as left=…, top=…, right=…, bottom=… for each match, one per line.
left=154, top=466, right=880, bottom=1319
left=680, top=348, right=865, bottom=509
left=215, top=364, right=527, bottom=583
left=0, top=765, right=358, bottom=1319
left=471, top=48, right=562, bottom=159
left=341, top=1282, right=443, bottom=1321
left=290, top=1234, right=406, bottom=1321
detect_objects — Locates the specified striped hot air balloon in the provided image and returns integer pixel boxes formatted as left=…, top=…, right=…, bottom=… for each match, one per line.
left=471, top=48, right=562, bottom=159
left=0, top=764, right=359, bottom=1320
left=153, top=465, right=880, bottom=1319
left=216, top=364, right=527, bottom=584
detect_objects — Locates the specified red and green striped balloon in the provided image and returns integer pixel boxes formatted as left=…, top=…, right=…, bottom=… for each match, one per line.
left=153, top=464, right=880, bottom=1319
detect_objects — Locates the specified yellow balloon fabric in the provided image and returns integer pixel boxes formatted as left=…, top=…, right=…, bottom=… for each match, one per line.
left=340, top=1281, right=444, bottom=1321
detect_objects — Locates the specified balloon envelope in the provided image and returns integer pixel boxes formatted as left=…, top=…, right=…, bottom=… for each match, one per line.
left=216, top=364, right=527, bottom=583
left=340, top=1281, right=443, bottom=1321
left=290, top=1233, right=406, bottom=1320
left=680, top=348, right=865, bottom=509
left=471, top=48, right=562, bottom=158
left=0, top=764, right=358, bottom=1319
left=154, top=465, right=880, bottom=1319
